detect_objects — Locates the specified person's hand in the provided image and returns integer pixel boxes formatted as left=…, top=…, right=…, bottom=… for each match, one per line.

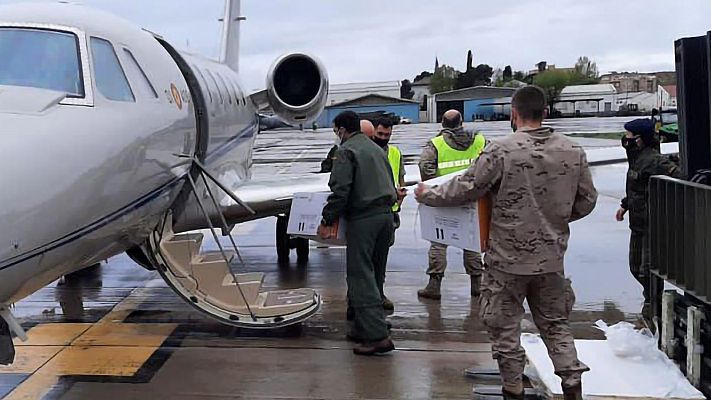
left=414, top=183, right=430, bottom=203
left=396, top=187, right=408, bottom=202
left=615, top=207, right=627, bottom=222
left=317, top=224, right=335, bottom=240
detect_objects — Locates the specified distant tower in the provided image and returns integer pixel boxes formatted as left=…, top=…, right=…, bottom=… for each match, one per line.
left=467, top=50, right=473, bottom=71
left=434, top=57, right=440, bottom=73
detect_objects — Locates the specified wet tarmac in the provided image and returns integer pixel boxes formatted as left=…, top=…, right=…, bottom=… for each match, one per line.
left=0, top=118, right=645, bottom=399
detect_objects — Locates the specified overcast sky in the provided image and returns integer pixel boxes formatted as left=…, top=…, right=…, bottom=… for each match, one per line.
left=4, top=0, right=711, bottom=91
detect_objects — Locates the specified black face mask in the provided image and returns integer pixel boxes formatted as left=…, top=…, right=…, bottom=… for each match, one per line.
left=372, top=137, right=389, bottom=148
left=621, top=137, right=639, bottom=150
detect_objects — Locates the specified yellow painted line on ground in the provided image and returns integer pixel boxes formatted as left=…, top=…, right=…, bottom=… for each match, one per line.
left=73, top=323, right=177, bottom=348
left=0, top=347, right=63, bottom=375
left=3, top=287, right=177, bottom=400
left=14, top=324, right=92, bottom=347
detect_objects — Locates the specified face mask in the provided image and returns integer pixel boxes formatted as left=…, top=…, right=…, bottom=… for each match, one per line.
left=510, top=118, right=518, bottom=133
left=621, top=137, right=638, bottom=150
left=372, top=137, right=389, bottom=148
left=333, top=128, right=342, bottom=146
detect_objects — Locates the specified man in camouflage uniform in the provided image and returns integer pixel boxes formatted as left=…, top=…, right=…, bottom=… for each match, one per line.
left=616, top=118, right=683, bottom=321
left=415, top=87, right=597, bottom=399
left=418, top=110, right=486, bottom=300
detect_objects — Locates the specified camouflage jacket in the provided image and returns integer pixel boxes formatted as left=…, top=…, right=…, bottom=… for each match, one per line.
left=622, top=146, right=683, bottom=233
left=322, top=132, right=397, bottom=225
left=418, top=127, right=598, bottom=275
left=419, top=127, right=482, bottom=181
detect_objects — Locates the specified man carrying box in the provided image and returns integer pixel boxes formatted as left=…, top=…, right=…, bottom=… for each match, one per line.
left=415, top=86, right=597, bottom=399
left=418, top=109, right=486, bottom=300
left=319, top=111, right=398, bottom=355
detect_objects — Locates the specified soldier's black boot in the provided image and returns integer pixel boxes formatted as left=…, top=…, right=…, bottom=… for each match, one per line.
left=562, top=383, right=583, bottom=400
left=470, top=274, right=482, bottom=297
left=417, top=274, right=442, bottom=300
left=0, top=318, right=15, bottom=365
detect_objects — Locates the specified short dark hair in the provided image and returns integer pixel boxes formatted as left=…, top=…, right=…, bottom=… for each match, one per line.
left=333, top=111, right=360, bottom=133
left=375, top=117, right=393, bottom=129
left=442, top=112, right=462, bottom=129
left=512, top=86, right=547, bottom=121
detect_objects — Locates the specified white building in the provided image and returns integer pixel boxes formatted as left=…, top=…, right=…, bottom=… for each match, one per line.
left=616, top=92, right=658, bottom=113
left=326, top=81, right=401, bottom=106
left=411, top=77, right=431, bottom=104
left=554, top=84, right=617, bottom=116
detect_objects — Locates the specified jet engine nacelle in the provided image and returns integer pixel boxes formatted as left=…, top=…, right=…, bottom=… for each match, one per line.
left=266, top=53, right=328, bottom=125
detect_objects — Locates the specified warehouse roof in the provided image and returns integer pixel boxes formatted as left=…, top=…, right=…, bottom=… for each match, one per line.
left=434, top=86, right=516, bottom=101
left=327, top=94, right=419, bottom=107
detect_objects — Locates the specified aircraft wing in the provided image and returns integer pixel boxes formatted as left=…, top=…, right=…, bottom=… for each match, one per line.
left=216, top=143, right=680, bottom=224
left=420, top=142, right=680, bottom=187
left=220, top=165, right=422, bottom=225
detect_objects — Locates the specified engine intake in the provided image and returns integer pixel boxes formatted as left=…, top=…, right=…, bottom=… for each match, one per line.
left=266, top=53, right=328, bottom=125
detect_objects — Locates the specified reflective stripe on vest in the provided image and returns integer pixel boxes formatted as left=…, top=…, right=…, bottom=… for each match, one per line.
left=387, top=145, right=402, bottom=212
left=431, top=134, right=485, bottom=177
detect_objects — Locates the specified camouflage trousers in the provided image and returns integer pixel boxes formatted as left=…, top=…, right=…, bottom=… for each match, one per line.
left=427, top=242, right=482, bottom=276
left=479, top=268, right=589, bottom=393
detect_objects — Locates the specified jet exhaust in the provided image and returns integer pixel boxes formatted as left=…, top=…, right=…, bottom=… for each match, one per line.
left=266, top=53, right=328, bottom=125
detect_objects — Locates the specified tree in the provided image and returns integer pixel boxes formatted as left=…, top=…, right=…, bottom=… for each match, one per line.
left=513, top=70, right=526, bottom=81
left=454, top=63, right=493, bottom=89
left=574, top=56, right=599, bottom=80
left=533, top=69, right=571, bottom=115
left=430, top=64, right=457, bottom=93
left=503, top=66, right=513, bottom=81
left=414, top=71, right=433, bottom=83
left=400, top=79, right=415, bottom=99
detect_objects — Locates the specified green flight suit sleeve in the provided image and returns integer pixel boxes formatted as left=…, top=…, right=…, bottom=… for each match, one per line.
left=320, top=145, right=338, bottom=173
left=322, top=148, right=354, bottom=225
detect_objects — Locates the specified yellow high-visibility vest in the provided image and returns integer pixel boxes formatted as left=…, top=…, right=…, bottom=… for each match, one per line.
left=387, top=145, right=402, bottom=212
left=431, top=134, right=485, bottom=177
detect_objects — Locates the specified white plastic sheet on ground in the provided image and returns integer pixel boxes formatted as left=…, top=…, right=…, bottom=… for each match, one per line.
left=521, top=325, right=705, bottom=399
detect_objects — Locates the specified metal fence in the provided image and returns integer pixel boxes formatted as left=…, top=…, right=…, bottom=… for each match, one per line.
left=650, top=176, right=711, bottom=304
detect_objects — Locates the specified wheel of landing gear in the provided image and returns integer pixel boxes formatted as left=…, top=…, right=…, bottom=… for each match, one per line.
left=295, top=238, right=309, bottom=262
left=276, top=215, right=290, bottom=261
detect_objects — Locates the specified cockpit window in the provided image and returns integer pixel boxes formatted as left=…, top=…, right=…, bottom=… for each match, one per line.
left=90, top=37, right=134, bottom=102
left=0, top=28, right=83, bottom=97
left=122, top=49, right=157, bottom=99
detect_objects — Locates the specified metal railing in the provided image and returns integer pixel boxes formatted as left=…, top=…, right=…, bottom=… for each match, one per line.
left=650, top=176, right=711, bottom=304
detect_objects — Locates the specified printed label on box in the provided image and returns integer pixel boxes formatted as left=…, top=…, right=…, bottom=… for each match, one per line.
left=419, top=204, right=480, bottom=252
left=287, top=192, right=346, bottom=245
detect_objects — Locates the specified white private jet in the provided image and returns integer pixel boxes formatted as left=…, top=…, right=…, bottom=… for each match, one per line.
left=0, top=0, right=336, bottom=362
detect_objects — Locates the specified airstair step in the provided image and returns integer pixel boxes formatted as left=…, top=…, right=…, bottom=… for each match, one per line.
left=160, top=233, right=206, bottom=276
left=196, top=251, right=235, bottom=264
left=252, top=288, right=317, bottom=317
left=168, top=233, right=204, bottom=245
left=226, top=272, right=264, bottom=285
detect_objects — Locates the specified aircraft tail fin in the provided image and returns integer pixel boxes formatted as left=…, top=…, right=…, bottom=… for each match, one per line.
left=219, top=0, right=244, bottom=72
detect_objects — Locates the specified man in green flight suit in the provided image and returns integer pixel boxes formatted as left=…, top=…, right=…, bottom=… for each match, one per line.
left=319, top=111, right=397, bottom=355
left=616, top=118, right=683, bottom=322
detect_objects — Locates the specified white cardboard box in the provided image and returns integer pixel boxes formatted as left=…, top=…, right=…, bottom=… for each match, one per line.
left=287, top=192, right=346, bottom=245
left=419, top=204, right=480, bottom=252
